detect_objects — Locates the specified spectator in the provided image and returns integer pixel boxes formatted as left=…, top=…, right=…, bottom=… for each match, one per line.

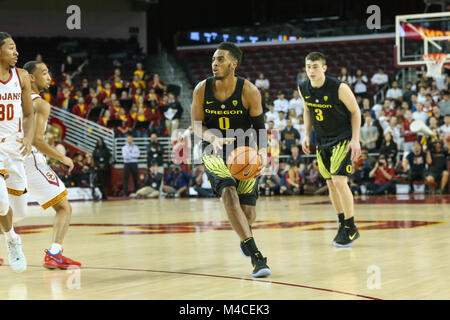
left=280, top=119, right=300, bottom=155
left=288, top=145, right=303, bottom=164
left=148, top=73, right=166, bottom=96
left=360, top=97, right=376, bottom=119
left=386, top=81, right=403, bottom=101
left=402, top=82, right=415, bottom=104
left=134, top=62, right=147, bottom=89
left=367, top=154, right=396, bottom=195
left=61, top=55, right=77, bottom=77
left=115, top=108, right=133, bottom=138
left=338, top=67, right=353, bottom=85
left=413, top=103, right=429, bottom=124
left=122, top=135, right=140, bottom=197
left=133, top=107, right=150, bottom=138
left=297, top=68, right=307, bottom=86
left=98, top=109, right=112, bottom=127
left=438, top=90, right=449, bottom=116
left=417, top=87, right=427, bottom=104
left=430, top=106, right=444, bottom=127
left=401, top=110, right=419, bottom=159
left=129, top=74, right=144, bottom=96
left=162, top=165, right=191, bottom=198
left=255, top=73, right=270, bottom=92
left=425, top=140, right=449, bottom=194
left=384, top=116, right=402, bottom=147
left=439, top=114, right=450, bottom=139
left=349, top=158, right=366, bottom=195
left=72, top=97, right=91, bottom=118
left=69, top=153, right=85, bottom=187
left=135, top=162, right=163, bottom=199
left=360, top=115, right=379, bottom=152
left=261, top=90, right=271, bottom=113
left=289, top=89, right=303, bottom=117
left=93, top=138, right=111, bottom=200
left=284, top=162, right=303, bottom=195
left=370, top=67, right=389, bottom=89
left=379, top=131, right=398, bottom=162
left=259, top=169, right=281, bottom=196
left=274, top=91, right=289, bottom=114
left=264, top=104, right=278, bottom=123
left=274, top=111, right=287, bottom=132
left=162, top=93, right=183, bottom=137
left=147, top=133, right=164, bottom=167
left=402, top=143, right=427, bottom=194
left=57, top=87, right=71, bottom=110
left=193, top=165, right=214, bottom=198
left=353, top=70, right=368, bottom=98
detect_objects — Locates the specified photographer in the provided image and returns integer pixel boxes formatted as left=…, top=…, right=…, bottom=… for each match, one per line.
left=162, top=164, right=191, bottom=198
left=425, top=140, right=449, bottom=194
left=135, top=162, right=163, bottom=199
left=366, top=155, right=396, bottom=195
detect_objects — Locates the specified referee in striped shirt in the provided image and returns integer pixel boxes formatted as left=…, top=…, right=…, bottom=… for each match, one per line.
left=122, top=135, right=140, bottom=197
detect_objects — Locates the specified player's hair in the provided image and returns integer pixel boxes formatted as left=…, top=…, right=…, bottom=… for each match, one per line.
left=23, top=60, right=43, bottom=74
left=217, top=42, right=242, bottom=67
left=305, top=52, right=326, bottom=65
left=0, top=32, right=12, bottom=48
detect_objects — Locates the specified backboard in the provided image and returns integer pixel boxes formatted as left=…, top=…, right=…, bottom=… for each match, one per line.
left=395, top=12, right=450, bottom=68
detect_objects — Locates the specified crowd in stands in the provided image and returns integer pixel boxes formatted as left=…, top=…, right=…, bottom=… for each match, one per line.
left=41, top=54, right=183, bottom=139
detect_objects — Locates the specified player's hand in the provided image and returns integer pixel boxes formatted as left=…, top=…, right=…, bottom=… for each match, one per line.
left=211, top=137, right=235, bottom=155
left=302, top=136, right=311, bottom=155
left=17, top=137, right=32, bottom=157
left=346, top=139, right=361, bottom=162
left=61, top=156, right=74, bottom=173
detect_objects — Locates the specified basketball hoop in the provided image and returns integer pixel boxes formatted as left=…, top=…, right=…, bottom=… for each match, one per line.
left=423, top=53, right=448, bottom=78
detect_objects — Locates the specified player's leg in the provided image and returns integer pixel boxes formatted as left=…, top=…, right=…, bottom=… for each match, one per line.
left=1, top=163, right=27, bottom=272
left=202, top=154, right=270, bottom=277
left=439, top=171, right=449, bottom=194
left=329, top=140, right=359, bottom=247
left=235, top=180, right=270, bottom=277
left=316, top=147, right=346, bottom=241
left=24, top=152, right=80, bottom=269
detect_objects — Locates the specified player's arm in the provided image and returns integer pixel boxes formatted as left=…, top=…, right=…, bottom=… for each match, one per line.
left=33, top=99, right=74, bottom=172
left=243, top=80, right=267, bottom=160
left=338, top=83, right=361, bottom=161
left=17, top=68, right=35, bottom=156
left=298, top=87, right=311, bottom=155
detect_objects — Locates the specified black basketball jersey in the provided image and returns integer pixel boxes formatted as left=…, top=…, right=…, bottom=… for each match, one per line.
left=202, top=76, right=255, bottom=159
left=298, top=76, right=352, bottom=145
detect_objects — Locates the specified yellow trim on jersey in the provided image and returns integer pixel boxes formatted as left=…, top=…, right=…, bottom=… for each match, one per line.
left=237, top=179, right=256, bottom=195
left=42, top=189, right=68, bottom=210
left=201, top=155, right=233, bottom=179
left=330, top=140, right=350, bottom=174
left=7, top=188, right=25, bottom=196
left=316, top=149, right=331, bottom=179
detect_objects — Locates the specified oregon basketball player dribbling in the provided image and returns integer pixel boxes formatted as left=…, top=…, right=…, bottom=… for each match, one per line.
left=299, top=52, right=362, bottom=247
left=191, top=42, right=271, bottom=278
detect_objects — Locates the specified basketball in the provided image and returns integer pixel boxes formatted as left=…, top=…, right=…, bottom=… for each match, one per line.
left=227, top=146, right=261, bottom=181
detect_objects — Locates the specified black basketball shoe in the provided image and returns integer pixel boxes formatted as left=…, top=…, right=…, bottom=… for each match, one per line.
left=333, top=225, right=360, bottom=248
left=251, top=252, right=271, bottom=278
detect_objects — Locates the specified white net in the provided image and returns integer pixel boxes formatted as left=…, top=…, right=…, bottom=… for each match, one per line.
left=423, top=53, right=448, bottom=79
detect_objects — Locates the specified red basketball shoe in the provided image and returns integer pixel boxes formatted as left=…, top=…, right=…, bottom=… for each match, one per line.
left=43, top=250, right=81, bottom=269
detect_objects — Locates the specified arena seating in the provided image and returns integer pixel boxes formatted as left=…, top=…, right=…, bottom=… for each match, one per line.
left=181, top=38, right=396, bottom=96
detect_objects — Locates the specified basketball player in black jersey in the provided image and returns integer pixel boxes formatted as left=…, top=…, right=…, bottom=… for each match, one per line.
left=299, top=52, right=361, bottom=247
left=191, top=42, right=271, bottom=278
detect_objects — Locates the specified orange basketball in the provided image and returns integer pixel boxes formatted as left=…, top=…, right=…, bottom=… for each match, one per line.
left=227, top=146, right=261, bottom=181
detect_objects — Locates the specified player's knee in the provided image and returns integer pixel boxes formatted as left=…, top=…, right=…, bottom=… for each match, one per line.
left=53, top=199, right=72, bottom=216
left=0, top=198, right=10, bottom=215
left=331, top=176, right=347, bottom=188
left=222, top=186, right=239, bottom=206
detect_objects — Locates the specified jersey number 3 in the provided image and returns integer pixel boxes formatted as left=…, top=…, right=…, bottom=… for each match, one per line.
left=0, top=104, right=14, bottom=121
left=314, top=109, right=324, bottom=121
left=218, top=116, right=230, bottom=130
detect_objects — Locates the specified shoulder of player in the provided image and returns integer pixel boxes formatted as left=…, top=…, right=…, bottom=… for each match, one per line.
left=193, top=79, right=207, bottom=96
left=33, top=96, right=51, bottom=112
left=15, top=68, right=30, bottom=85
left=242, top=79, right=260, bottom=98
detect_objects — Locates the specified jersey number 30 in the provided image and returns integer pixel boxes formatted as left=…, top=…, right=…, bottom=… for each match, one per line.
left=314, top=109, right=324, bottom=121
left=0, top=104, right=14, bottom=121
left=218, top=116, right=230, bottom=130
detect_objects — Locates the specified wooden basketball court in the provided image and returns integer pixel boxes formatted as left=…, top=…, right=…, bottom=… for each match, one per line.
left=0, top=195, right=448, bottom=300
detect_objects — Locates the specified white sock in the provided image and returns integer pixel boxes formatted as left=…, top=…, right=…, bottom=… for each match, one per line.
left=49, top=243, right=62, bottom=255
left=3, top=227, right=19, bottom=241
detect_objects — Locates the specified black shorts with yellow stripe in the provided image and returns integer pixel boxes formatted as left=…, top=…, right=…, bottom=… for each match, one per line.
left=201, top=154, right=259, bottom=206
left=316, top=138, right=353, bottom=180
